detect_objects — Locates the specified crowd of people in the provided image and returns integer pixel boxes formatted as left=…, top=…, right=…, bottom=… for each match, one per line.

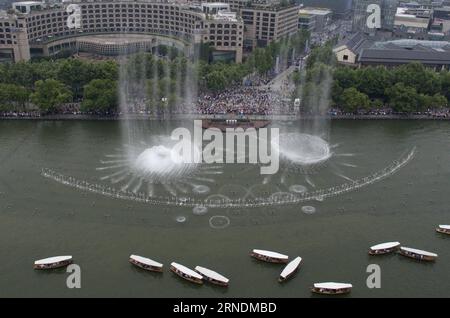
left=195, top=87, right=292, bottom=115
left=0, top=111, right=41, bottom=118
left=328, top=107, right=450, bottom=118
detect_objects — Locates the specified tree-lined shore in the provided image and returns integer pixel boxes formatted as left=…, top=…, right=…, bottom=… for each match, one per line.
left=0, top=32, right=309, bottom=115
left=1, top=31, right=449, bottom=117
left=293, top=44, right=450, bottom=115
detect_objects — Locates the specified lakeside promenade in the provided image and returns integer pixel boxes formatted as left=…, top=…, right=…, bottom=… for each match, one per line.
left=1, top=113, right=449, bottom=121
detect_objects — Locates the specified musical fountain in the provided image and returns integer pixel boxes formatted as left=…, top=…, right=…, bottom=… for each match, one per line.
left=40, top=46, right=416, bottom=229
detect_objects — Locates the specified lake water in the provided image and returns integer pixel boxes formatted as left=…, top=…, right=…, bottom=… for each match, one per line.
left=0, top=119, right=449, bottom=297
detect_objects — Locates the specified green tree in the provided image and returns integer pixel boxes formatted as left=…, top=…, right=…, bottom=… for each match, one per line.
left=440, top=70, right=450, bottom=101
left=56, top=59, right=90, bottom=99
left=0, top=84, right=30, bottom=111
left=340, top=87, right=370, bottom=113
left=431, top=93, right=448, bottom=109
left=371, top=99, right=384, bottom=109
left=393, top=62, right=441, bottom=96
left=333, top=67, right=358, bottom=90
left=31, top=79, right=72, bottom=113
left=356, top=66, right=393, bottom=100
left=81, top=79, right=118, bottom=113
left=385, top=83, right=419, bottom=113
left=205, top=70, right=228, bottom=92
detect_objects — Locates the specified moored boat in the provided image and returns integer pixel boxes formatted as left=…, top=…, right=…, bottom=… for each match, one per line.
left=202, top=119, right=271, bottom=132
left=369, top=242, right=401, bottom=255
left=250, top=249, right=289, bottom=263
left=33, top=256, right=73, bottom=270
left=195, top=266, right=229, bottom=287
left=436, top=225, right=450, bottom=235
left=170, top=262, right=203, bottom=284
left=311, top=282, right=352, bottom=295
left=278, top=256, right=302, bottom=282
left=399, top=247, right=438, bottom=261
left=129, top=254, right=163, bottom=272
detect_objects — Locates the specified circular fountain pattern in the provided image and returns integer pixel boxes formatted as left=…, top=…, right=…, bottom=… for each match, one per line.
left=301, top=206, right=317, bottom=214
left=133, top=145, right=197, bottom=181
left=175, top=216, right=187, bottom=223
left=192, top=185, right=211, bottom=195
left=289, top=184, right=308, bottom=193
left=193, top=205, right=208, bottom=215
left=273, top=133, right=332, bottom=166
left=41, top=121, right=417, bottom=228
left=209, top=215, right=231, bottom=229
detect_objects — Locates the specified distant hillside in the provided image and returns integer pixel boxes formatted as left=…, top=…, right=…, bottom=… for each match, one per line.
left=299, top=0, right=352, bottom=14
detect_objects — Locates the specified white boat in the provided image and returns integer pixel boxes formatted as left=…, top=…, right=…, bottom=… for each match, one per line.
left=170, top=262, right=203, bottom=284
left=195, top=266, right=229, bottom=287
left=34, top=256, right=73, bottom=270
left=311, top=282, right=353, bottom=295
left=278, top=256, right=302, bottom=282
left=250, top=249, right=289, bottom=263
left=436, top=225, right=450, bottom=235
left=129, top=255, right=163, bottom=272
left=399, top=247, right=438, bottom=261
left=369, top=242, right=401, bottom=255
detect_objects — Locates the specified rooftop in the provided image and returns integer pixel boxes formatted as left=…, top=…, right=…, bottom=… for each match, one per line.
left=299, top=7, right=332, bottom=16
left=211, top=10, right=238, bottom=22
left=12, top=1, right=44, bottom=5
left=359, top=39, right=450, bottom=65
left=334, top=32, right=373, bottom=54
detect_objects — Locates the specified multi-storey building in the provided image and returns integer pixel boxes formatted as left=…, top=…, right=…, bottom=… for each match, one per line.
left=240, top=3, right=301, bottom=49
left=432, top=6, right=450, bottom=34
left=0, top=10, right=30, bottom=62
left=394, top=6, right=432, bottom=33
left=298, top=7, right=332, bottom=32
left=352, top=0, right=399, bottom=33
left=0, top=0, right=244, bottom=63
left=203, top=0, right=282, bottom=13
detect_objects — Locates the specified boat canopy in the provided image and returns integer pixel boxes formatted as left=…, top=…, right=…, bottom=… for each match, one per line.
left=130, top=255, right=163, bottom=268
left=195, top=266, right=229, bottom=283
left=439, top=225, right=450, bottom=230
left=280, top=257, right=302, bottom=279
left=400, top=247, right=438, bottom=257
left=34, top=256, right=72, bottom=265
left=171, top=262, right=203, bottom=280
left=253, top=249, right=288, bottom=260
left=370, top=242, right=400, bottom=250
left=313, top=282, right=353, bottom=290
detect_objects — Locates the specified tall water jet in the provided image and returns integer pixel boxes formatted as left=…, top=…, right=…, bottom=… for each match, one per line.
left=295, top=43, right=336, bottom=138
left=118, top=50, right=149, bottom=159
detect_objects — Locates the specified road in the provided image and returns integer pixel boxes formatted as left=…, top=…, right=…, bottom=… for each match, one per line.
left=261, top=65, right=297, bottom=94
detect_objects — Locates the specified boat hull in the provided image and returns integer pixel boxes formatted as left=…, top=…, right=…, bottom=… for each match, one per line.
left=170, top=266, right=203, bottom=284
left=368, top=247, right=399, bottom=255
left=203, top=277, right=229, bottom=287
left=129, top=259, right=163, bottom=272
left=311, top=287, right=351, bottom=295
left=278, top=267, right=300, bottom=283
left=33, top=260, right=73, bottom=270
left=250, top=252, right=288, bottom=264
left=436, top=228, right=450, bottom=235
left=202, top=119, right=271, bottom=132
left=399, top=251, right=437, bottom=262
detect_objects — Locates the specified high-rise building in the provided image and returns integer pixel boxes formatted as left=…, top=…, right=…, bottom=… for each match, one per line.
left=0, top=0, right=245, bottom=63
left=241, top=3, right=301, bottom=49
left=382, top=0, right=399, bottom=31
left=352, top=0, right=399, bottom=33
